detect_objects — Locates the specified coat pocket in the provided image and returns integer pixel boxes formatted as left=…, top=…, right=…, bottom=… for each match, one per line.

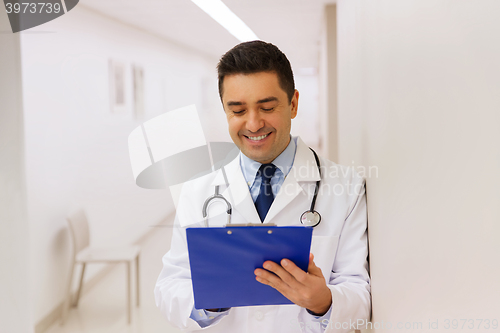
left=310, top=235, right=340, bottom=280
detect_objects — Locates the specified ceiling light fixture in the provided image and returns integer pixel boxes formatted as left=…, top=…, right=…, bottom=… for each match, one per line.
left=191, top=0, right=259, bottom=42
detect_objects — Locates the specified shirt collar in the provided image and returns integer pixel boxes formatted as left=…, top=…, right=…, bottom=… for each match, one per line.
left=240, top=136, right=297, bottom=187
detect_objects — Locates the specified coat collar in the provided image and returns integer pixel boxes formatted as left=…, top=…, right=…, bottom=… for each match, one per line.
left=210, top=137, right=320, bottom=224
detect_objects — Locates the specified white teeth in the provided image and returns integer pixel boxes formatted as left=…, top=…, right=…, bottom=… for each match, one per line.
left=248, top=134, right=269, bottom=141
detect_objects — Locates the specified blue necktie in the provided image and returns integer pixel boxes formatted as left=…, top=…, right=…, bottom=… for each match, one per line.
left=255, top=163, right=276, bottom=222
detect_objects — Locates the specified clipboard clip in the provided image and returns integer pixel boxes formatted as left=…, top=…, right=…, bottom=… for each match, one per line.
left=224, top=223, right=277, bottom=227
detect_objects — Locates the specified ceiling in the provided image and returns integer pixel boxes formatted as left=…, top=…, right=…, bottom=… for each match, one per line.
left=81, top=0, right=336, bottom=70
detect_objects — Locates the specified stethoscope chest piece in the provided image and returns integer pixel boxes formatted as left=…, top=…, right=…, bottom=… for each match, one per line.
left=300, top=210, right=321, bottom=227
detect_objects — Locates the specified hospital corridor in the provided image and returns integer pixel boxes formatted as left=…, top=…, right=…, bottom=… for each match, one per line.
left=44, top=219, right=182, bottom=333
left=1, top=1, right=499, bottom=333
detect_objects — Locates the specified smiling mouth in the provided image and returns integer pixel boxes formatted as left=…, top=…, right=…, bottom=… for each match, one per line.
left=246, top=133, right=270, bottom=141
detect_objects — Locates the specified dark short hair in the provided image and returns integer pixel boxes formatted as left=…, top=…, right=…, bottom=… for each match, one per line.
left=217, top=40, right=295, bottom=103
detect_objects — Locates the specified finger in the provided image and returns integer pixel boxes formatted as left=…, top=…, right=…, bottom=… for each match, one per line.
left=261, top=260, right=299, bottom=287
left=280, top=258, right=309, bottom=284
left=254, top=274, right=298, bottom=305
left=254, top=267, right=278, bottom=281
left=254, top=267, right=291, bottom=294
left=254, top=273, right=273, bottom=286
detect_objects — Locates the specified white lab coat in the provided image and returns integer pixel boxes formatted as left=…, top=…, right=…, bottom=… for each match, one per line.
left=154, top=137, right=370, bottom=333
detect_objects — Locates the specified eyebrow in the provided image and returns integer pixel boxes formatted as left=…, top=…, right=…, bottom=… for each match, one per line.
left=226, top=101, right=244, bottom=106
left=257, top=96, right=278, bottom=104
left=226, top=96, right=278, bottom=107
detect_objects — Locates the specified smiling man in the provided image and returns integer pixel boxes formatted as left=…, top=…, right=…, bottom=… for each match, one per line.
left=223, top=71, right=298, bottom=165
left=155, top=41, right=371, bottom=333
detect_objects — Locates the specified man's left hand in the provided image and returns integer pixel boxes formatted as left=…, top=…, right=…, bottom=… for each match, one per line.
left=254, top=253, right=332, bottom=316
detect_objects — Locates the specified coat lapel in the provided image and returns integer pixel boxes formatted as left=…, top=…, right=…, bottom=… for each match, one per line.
left=264, top=138, right=321, bottom=224
left=211, top=154, right=261, bottom=224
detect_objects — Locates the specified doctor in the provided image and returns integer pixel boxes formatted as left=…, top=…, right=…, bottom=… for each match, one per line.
left=155, top=41, right=370, bottom=333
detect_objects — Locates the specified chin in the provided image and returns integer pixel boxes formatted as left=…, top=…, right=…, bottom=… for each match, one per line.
left=243, top=152, right=263, bottom=162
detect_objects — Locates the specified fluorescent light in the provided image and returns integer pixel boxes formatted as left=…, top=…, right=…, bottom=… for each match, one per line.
left=191, top=0, right=259, bottom=42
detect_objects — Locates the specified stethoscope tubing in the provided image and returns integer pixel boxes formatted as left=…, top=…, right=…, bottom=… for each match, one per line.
left=203, top=148, right=322, bottom=228
left=300, top=148, right=322, bottom=227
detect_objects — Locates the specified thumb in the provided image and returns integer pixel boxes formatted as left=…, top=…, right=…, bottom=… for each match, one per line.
left=308, top=253, right=323, bottom=277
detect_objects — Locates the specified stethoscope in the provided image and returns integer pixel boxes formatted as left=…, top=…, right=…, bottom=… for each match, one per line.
left=202, top=148, right=322, bottom=228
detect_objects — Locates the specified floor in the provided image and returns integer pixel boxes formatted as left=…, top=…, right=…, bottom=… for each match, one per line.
left=45, top=224, right=182, bottom=333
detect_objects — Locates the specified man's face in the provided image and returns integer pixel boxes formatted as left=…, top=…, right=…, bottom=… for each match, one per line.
left=221, top=71, right=299, bottom=164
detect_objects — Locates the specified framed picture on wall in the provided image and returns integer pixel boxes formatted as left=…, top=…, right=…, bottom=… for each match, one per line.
left=109, top=60, right=127, bottom=114
left=132, top=64, right=145, bottom=119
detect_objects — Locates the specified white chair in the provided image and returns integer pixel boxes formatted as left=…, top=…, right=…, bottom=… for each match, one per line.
left=61, top=209, right=140, bottom=324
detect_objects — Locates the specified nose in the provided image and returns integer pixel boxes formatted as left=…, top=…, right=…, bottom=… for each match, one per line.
left=246, top=109, right=264, bottom=133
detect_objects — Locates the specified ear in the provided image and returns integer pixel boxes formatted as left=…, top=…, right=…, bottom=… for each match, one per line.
left=290, top=90, right=299, bottom=119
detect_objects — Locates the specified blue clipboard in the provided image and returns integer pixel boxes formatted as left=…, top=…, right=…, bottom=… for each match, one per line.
left=186, top=225, right=313, bottom=309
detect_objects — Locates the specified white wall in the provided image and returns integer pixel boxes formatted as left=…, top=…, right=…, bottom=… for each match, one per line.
left=20, top=5, right=220, bottom=325
left=292, top=72, right=321, bottom=150
left=0, top=11, right=33, bottom=333
left=336, top=0, right=500, bottom=331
